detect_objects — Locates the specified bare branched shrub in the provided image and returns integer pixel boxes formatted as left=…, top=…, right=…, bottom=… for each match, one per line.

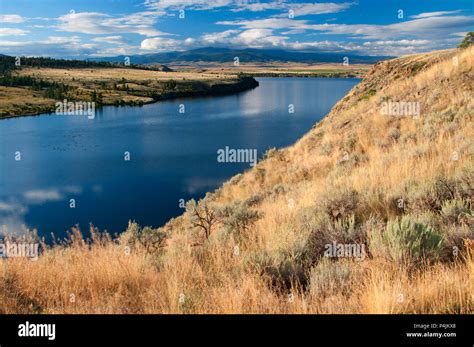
left=186, top=199, right=218, bottom=239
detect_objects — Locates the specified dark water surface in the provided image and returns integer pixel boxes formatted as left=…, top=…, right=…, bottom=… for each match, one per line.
left=0, top=77, right=359, bottom=239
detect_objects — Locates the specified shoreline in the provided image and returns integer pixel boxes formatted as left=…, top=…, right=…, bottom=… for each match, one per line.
left=0, top=74, right=364, bottom=121
left=0, top=76, right=259, bottom=120
left=243, top=72, right=365, bottom=78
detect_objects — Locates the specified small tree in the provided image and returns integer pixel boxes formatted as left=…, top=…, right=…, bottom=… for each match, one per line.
left=458, top=32, right=474, bottom=49
left=186, top=199, right=218, bottom=239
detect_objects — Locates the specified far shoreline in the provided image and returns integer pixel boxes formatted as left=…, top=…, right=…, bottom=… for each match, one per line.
left=0, top=76, right=259, bottom=120
left=0, top=74, right=364, bottom=120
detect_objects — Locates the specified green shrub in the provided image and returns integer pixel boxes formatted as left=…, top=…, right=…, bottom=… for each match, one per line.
left=410, top=61, right=427, bottom=75
left=369, top=216, right=444, bottom=265
left=360, top=89, right=376, bottom=101
left=413, top=211, right=443, bottom=232
left=458, top=32, right=474, bottom=49
left=162, top=79, right=177, bottom=92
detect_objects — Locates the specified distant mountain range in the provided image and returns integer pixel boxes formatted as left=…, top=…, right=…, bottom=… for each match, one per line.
left=90, top=47, right=392, bottom=65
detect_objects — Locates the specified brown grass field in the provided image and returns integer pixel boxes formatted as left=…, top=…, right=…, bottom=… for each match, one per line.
left=169, top=61, right=370, bottom=77
left=0, top=47, right=472, bottom=314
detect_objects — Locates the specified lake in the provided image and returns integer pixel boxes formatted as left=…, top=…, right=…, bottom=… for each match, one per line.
left=0, top=77, right=359, bottom=240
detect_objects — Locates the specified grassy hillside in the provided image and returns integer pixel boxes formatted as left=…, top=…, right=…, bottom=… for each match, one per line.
left=1, top=47, right=472, bottom=314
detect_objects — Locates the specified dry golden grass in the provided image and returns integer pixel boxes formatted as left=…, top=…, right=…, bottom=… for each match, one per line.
left=1, top=235, right=471, bottom=313
left=184, top=62, right=370, bottom=77
left=0, top=86, right=55, bottom=118
left=1, top=47, right=472, bottom=314
left=17, top=67, right=238, bottom=83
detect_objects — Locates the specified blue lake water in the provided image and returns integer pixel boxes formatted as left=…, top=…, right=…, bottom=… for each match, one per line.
left=0, top=77, right=359, bottom=239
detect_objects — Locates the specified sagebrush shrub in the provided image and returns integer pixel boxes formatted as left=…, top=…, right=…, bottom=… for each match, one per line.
left=302, top=212, right=366, bottom=266
left=320, top=186, right=360, bottom=220
left=245, top=193, right=264, bottom=207
left=369, top=216, right=444, bottom=265
left=408, top=177, right=458, bottom=213
left=440, top=199, right=472, bottom=225
left=309, top=258, right=351, bottom=297
left=387, top=127, right=401, bottom=142
left=123, top=221, right=168, bottom=253
left=454, top=165, right=474, bottom=201
left=217, top=201, right=262, bottom=237
left=442, top=224, right=474, bottom=261
left=246, top=249, right=307, bottom=290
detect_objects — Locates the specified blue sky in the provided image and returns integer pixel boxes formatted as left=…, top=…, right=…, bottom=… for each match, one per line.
left=0, top=0, right=473, bottom=58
